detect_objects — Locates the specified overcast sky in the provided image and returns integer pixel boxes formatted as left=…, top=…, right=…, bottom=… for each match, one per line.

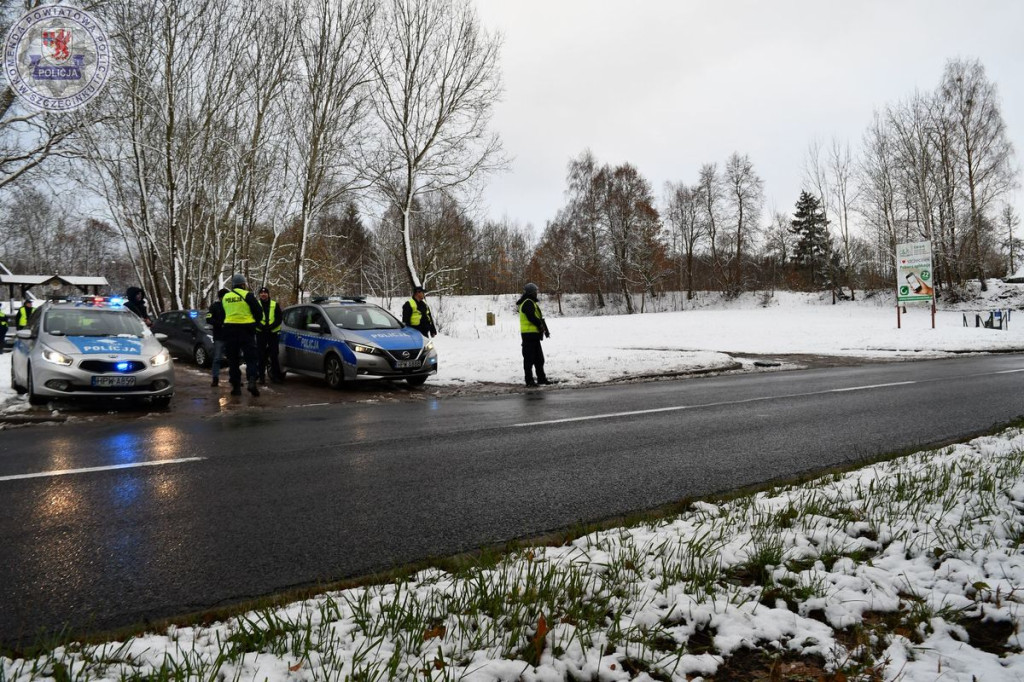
left=472, top=0, right=1024, bottom=236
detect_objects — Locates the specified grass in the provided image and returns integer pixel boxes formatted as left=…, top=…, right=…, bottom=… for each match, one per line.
left=4, top=424, right=1024, bottom=681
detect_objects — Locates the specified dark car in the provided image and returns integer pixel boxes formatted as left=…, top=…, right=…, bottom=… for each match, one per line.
left=152, top=309, right=221, bottom=367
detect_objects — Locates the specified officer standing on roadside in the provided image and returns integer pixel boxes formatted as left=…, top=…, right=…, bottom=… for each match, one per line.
left=16, top=299, right=33, bottom=330
left=205, top=288, right=228, bottom=387
left=221, top=274, right=263, bottom=397
left=517, top=282, right=551, bottom=387
left=0, top=305, right=7, bottom=353
left=402, top=285, right=437, bottom=337
left=255, top=286, right=283, bottom=385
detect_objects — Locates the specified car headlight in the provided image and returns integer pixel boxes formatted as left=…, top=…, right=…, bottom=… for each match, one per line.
left=41, top=346, right=73, bottom=366
left=424, top=340, right=434, bottom=351
left=345, top=341, right=378, bottom=355
left=150, top=348, right=171, bottom=366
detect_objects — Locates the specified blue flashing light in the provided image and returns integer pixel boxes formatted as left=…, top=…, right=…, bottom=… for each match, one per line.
left=108, top=297, right=125, bottom=307
left=116, top=361, right=131, bottom=372
left=188, top=310, right=199, bottom=318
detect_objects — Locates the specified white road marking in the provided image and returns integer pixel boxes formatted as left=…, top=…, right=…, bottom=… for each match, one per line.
left=995, top=368, right=1024, bottom=374
left=516, top=381, right=921, bottom=427
left=0, top=457, right=205, bottom=482
left=830, top=381, right=916, bottom=392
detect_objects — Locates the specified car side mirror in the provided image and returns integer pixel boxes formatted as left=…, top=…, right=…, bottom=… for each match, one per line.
left=16, top=329, right=32, bottom=339
left=155, top=333, right=168, bottom=342
left=307, top=323, right=322, bottom=333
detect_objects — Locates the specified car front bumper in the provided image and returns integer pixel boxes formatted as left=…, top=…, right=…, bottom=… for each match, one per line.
left=353, top=352, right=438, bottom=379
left=31, top=359, right=175, bottom=398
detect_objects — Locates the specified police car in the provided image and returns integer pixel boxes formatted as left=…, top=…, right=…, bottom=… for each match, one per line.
left=278, top=297, right=438, bottom=388
left=10, top=298, right=175, bottom=407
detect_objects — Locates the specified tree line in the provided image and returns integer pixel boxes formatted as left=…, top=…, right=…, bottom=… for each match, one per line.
left=1, top=0, right=1018, bottom=313
left=528, top=57, right=1017, bottom=310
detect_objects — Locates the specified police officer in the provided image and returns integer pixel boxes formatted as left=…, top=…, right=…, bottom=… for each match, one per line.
left=124, top=287, right=152, bottom=327
left=402, top=285, right=437, bottom=337
left=205, top=289, right=228, bottom=387
left=0, top=305, right=7, bottom=353
left=221, top=274, right=263, bottom=397
left=16, top=299, right=33, bottom=330
left=255, top=286, right=283, bottom=385
left=517, top=282, right=551, bottom=386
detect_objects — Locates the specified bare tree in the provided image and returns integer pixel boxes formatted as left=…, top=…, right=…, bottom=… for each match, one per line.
left=696, top=163, right=725, bottom=288
left=663, top=181, right=705, bottom=299
left=805, top=138, right=862, bottom=298
left=367, top=0, right=504, bottom=291
left=723, top=152, right=764, bottom=294
left=999, top=204, right=1021, bottom=276
left=564, top=149, right=607, bottom=306
left=287, top=0, right=375, bottom=302
left=939, top=58, right=1018, bottom=290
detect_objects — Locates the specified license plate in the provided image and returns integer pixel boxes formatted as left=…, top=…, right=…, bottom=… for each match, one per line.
left=92, top=376, right=137, bottom=387
left=394, top=360, right=421, bottom=369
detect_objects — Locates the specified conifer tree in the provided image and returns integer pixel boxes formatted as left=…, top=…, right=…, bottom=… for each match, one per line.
left=789, top=191, right=832, bottom=288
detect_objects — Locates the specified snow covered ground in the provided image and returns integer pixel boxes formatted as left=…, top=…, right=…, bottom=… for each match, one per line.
left=2, top=284, right=1023, bottom=680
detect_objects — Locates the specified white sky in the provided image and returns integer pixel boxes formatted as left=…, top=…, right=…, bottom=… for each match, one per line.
left=472, top=0, right=1024, bottom=233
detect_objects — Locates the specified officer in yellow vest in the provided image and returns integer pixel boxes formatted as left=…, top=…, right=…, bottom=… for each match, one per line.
left=221, top=273, right=263, bottom=397
left=255, top=286, right=283, bottom=384
left=516, top=282, right=551, bottom=387
left=0, top=306, right=7, bottom=353
left=401, top=285, right=437, bottom=337
left=16, top=299, right=34, bottom=330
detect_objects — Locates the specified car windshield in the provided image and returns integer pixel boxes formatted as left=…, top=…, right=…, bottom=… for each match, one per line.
left=45, top=309, right=146, bottom=337
left=325, top=305, right=402, bottom=330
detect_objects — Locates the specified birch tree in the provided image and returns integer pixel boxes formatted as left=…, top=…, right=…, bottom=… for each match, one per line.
left=367, top=0, right=504, bottom=291
left=939, top=58, right=1017, bottom=290
left=723, top=152, right=764, bottom=295
left=287, top=0, right=374, bottom=302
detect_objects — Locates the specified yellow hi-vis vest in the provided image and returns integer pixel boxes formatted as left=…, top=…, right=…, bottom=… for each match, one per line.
left=519, top=299, right=543, bottom=333
left=259, top=300, right=281, bottom=332
left=407, top=298, right=424, bottom=326
left=222, top=288, right=255, bottom=324
left=17, top=306, right=31, bottom=327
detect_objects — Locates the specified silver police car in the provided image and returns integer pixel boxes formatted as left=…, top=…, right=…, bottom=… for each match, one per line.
left=278, top=297, right=438, bottom=388
left=10, top=299, right=175, bottom=407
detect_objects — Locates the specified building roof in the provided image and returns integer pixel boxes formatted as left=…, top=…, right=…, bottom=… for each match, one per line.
left=0, top=274, right=109, bottom=287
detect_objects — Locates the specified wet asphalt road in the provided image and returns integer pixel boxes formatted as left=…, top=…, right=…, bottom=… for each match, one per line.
left=1, top=354, right=1023, bottom=647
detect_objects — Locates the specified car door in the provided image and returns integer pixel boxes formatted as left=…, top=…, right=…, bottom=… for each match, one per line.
left=280, top=307, right=303, bottom=371
left=177, top=311, right=203, bottom=357
left=154, top=312, right=186, bottom=356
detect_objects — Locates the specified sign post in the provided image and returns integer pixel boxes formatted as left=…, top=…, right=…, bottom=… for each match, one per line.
left=895, top=241, right=936, bottom=329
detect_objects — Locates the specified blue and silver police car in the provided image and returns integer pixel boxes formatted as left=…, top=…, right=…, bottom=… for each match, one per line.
left=10, top=298, right=175, bottom=407
left=278, top=297, right=438, bottom=388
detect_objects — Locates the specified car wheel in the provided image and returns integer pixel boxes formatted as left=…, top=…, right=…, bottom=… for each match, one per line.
left=26, top=364, right=46, bottom=406
left=406, top=375, right=428, bottom=387
left=324, top=355, right=344, bottom=390
left=193, top=344, right=209, bottom=367
left=151, top=396, right=172, bottom=409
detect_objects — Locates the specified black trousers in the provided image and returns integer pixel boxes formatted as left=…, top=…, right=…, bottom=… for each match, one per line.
left=257, top=331, right=281, bottom=380
left=223, top=324, right=259, bottom=387
left=521, top=333, right=546, bottom=381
